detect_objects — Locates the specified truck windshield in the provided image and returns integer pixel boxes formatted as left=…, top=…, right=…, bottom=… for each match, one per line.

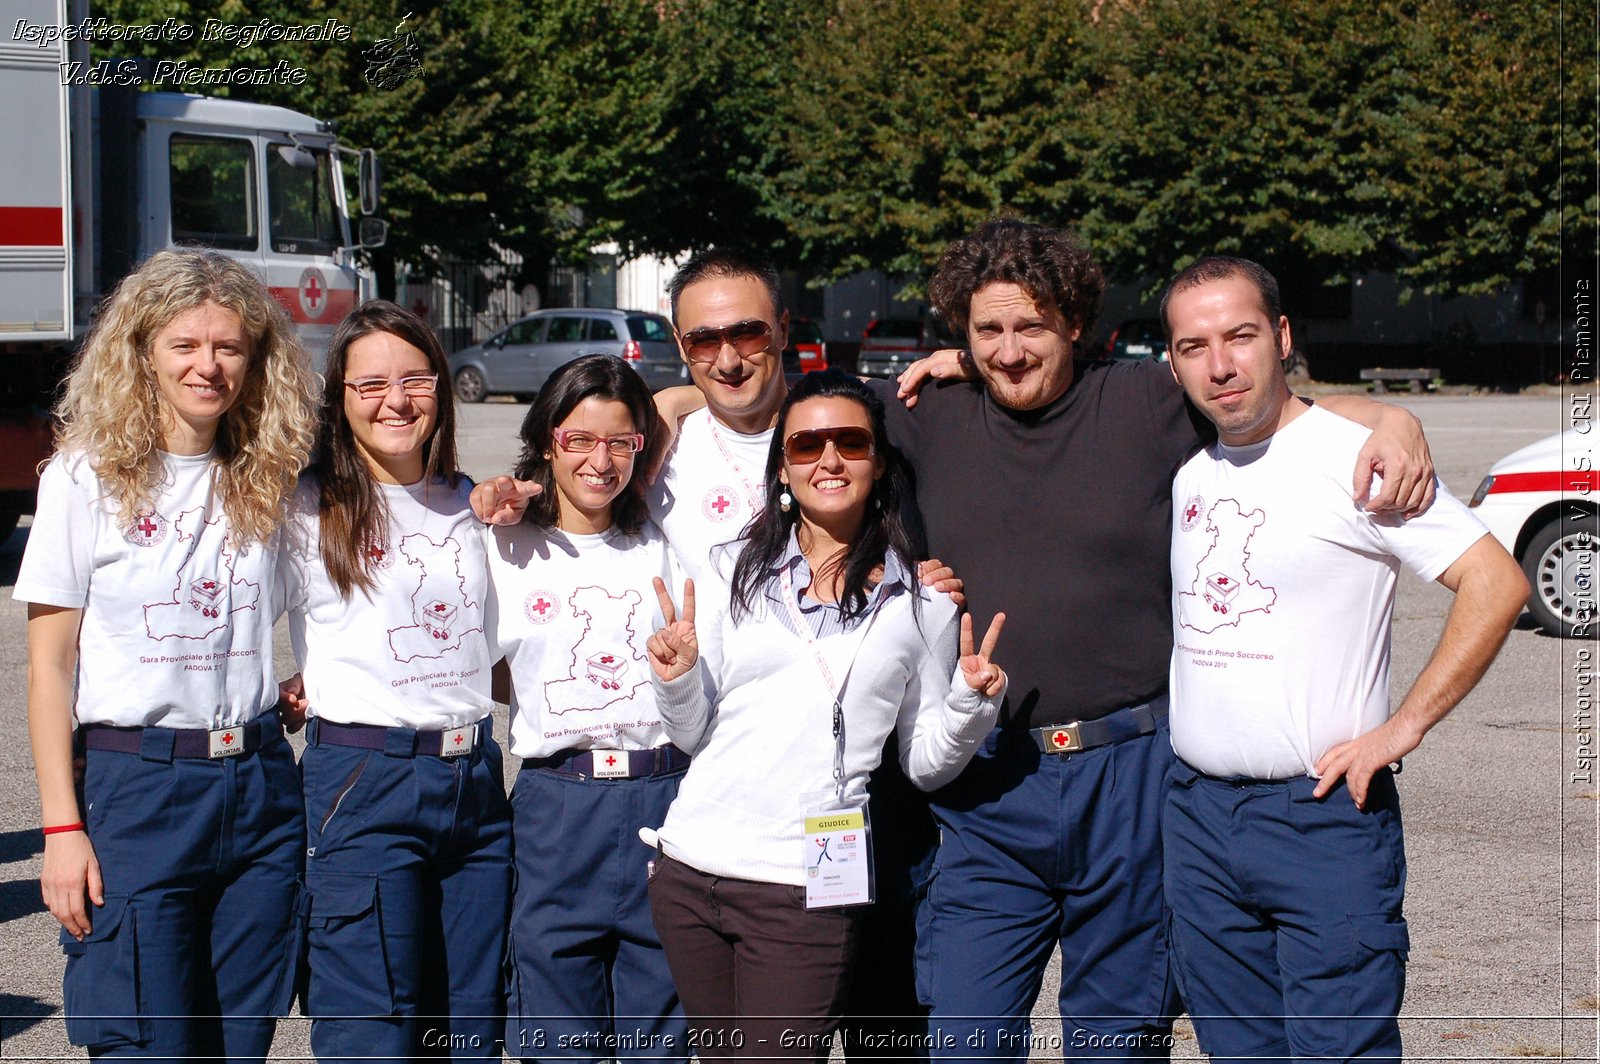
left=170, top=135, right=257, bottom=251
left=267, top=145, right=341, bottom=255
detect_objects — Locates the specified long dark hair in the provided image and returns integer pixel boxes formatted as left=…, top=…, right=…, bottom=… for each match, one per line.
left=730, top=369, right=923, bottom=623
left=512, top=354, right=654, bottom=535
left=313, top=300, right=460, bottom=597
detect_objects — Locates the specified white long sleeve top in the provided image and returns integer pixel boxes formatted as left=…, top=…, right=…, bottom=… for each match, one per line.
left=650, top=542, right=1003, bottom=885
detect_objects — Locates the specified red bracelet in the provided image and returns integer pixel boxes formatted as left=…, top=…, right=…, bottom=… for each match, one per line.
left=42, top=822, right=85, bottom=836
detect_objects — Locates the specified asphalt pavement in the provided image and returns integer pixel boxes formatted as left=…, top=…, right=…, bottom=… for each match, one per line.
left=0, top=392, right=1594, bottom=1060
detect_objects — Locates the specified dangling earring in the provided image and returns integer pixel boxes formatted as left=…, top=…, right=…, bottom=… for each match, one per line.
left=779, top=490, right=793, bottom=514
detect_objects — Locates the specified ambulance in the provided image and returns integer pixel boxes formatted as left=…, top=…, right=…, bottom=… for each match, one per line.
left=0, top=0, right=385, bottom=538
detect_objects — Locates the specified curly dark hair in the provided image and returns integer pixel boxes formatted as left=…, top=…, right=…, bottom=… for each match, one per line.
left=928, top=219, right=1105, bottom=338
left=512, top=355, right=655, bottom=535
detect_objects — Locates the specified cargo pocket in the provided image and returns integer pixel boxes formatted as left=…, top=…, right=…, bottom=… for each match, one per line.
left=1350, top=911, right=1410, bottom=963
left=60, top=893, right=148, bottom=1049
left=305, top=874, right=394, bottom=1017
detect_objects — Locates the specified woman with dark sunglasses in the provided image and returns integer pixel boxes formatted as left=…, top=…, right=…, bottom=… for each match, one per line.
left=277, top=300, right=511, bottom=1063
left=484, top=353, right=689, bottom=1064
left=643, top=369, right=1008, bottom=1062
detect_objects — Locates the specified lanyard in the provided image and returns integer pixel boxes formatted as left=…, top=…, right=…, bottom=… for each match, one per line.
left=703, top=415, right=765, bottom=511
left=778, top=563, right=884, bottom=802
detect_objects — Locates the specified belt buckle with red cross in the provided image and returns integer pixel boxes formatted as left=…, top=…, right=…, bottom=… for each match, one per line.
left=1045, top=722, right=1082, bottom=754
left=439, top=725, right=476, bottom=758
left=593, top=749, right=630, bottom=779
left=208, top=726, right=246, bottom=758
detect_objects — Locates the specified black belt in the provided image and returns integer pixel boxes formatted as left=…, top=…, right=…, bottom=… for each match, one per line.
left=82, top=718, right=279, bottom=760
left=309, top=717, right=490, bottom=758
left=525, top=745, right=690, bottom=779
left=1029, top=694, right=1169, bottom=755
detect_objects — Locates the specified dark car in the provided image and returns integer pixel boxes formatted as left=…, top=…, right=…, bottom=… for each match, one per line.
left=1104, top=318, right=1167, bottom=362
left=855, top=317, right=958, bottom=380
left=448, top=308, right=687, bottom=401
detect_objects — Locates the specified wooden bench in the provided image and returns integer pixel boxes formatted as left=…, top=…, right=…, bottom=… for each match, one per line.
left=1359, top=367, right=1439, bottom=393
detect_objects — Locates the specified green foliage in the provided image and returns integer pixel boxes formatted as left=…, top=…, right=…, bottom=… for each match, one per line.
left=90, top=0, right=1586, bottom=299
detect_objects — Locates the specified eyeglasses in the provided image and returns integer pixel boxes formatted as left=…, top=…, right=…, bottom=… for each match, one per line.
left=782, top=426, right=875, bottom=464
left=678, top=320, right=774, bottom=363
left=344, top=374, right=438, bottom=400
left=552, top=428, right=646, bottom=456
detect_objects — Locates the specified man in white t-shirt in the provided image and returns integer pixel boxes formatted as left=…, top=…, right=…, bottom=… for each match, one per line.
left=642, top=251, right=790, bottom=583
left=1161, top=256, right=1529, bottom=1062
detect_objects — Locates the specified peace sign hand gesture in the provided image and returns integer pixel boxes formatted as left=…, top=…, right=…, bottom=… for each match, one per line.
left=958, top=612, right=1007, bottom=698
left=647, top=577, right=699, bottom=682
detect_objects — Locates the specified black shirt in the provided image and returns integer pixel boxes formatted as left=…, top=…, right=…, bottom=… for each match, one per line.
left=874, top=359, right=1211, bottom=727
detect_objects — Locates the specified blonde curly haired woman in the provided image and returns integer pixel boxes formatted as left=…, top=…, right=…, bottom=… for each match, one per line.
left=15, top=249, right=317, bottom=1063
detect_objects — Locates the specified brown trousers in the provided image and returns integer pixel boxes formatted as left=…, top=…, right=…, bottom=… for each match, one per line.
left=648, top=853, right=863, bottom=1062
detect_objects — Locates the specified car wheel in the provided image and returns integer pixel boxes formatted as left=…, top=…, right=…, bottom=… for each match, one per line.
left=454, top=367, right=487, bottom=403
left=1521, top=512, right=1600, bottom=637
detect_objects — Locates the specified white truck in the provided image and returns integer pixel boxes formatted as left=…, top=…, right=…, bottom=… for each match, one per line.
left=0, top=0, right=385, bottom=537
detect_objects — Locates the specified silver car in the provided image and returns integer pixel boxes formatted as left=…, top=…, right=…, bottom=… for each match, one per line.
left=448, top=308, right=688, bottom=401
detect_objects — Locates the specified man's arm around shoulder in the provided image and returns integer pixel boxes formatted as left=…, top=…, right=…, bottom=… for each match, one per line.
left=1312, top=534, right=1529, bottom=808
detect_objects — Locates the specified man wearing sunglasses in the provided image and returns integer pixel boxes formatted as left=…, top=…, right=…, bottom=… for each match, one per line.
left=881, top=219, right=1439, bottom=1064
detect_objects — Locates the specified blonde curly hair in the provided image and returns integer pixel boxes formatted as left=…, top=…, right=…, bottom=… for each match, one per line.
left=53, top=249, right=319, bottom=546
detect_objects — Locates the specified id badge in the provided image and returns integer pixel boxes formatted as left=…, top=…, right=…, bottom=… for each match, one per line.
left=801, top=797, right=874, bottom=909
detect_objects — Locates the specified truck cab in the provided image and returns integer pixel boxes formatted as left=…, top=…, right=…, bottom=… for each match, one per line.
left=127, top=91, right=380, bottom=368
left=0, top=2, right=382, bottom=537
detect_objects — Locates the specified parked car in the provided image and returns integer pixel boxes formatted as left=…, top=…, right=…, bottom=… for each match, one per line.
left=1104, top=318, right=1167, bottom=362
left=1469, top=428, right=1598, bottom=637
left=448, top=308, right=687, bottom=401
left=785, top=316, right=828, bottom=374
left=856, top=317, right=958, bottom=379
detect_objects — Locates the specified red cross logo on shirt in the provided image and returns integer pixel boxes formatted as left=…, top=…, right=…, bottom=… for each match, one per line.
left=136, top=517, right=159, bottom=538
left=222, top=732, right=236, bottom=746
left=711, top=494, right=731, bottom=514
left=1184, top=503, right=1198, bottom=523
left=432, top=603, right=448, bottom=614
left=368, top=545, right=385, bottom=563
left=1216, top=576, right=1230, bottom=586
left=524, top=590, right=561, bottom=624
left=605, top=754, right=618, bottom=767
left=601, top=655, right=615, bottom=664
left=453, top=733, right=465, bottom=746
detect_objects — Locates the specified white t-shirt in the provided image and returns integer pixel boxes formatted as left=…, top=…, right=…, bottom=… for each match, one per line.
left=486, top=519, right=677, bottom=758
left=645, top=408, right=773, bottom=585
left=1168, top=405, right=1490, bottom=779
left=283, top=476, right=494, bottom=730
left=14, top=450, right=280, bottom=728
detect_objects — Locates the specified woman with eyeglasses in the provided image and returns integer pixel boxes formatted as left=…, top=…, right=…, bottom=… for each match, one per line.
left=642, top=369, right=1008, bottom=1062
left=277, top=300, right=511, bottom=1063
left=17, top=249, right=316, bottom=1062
left=484, top=353, right=689, bottom=1064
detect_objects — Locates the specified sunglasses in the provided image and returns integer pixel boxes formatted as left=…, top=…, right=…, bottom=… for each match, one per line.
left=782, top=426, right=875, bottom=464
left=678, top=320, right=774, bottom=363
left=552, top=428, right=646, bottom=456
left=344, top=374, right=438, bottom=400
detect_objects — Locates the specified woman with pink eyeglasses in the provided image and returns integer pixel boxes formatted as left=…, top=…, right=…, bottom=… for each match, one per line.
left=484, top=353, right=689, bottom=1064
